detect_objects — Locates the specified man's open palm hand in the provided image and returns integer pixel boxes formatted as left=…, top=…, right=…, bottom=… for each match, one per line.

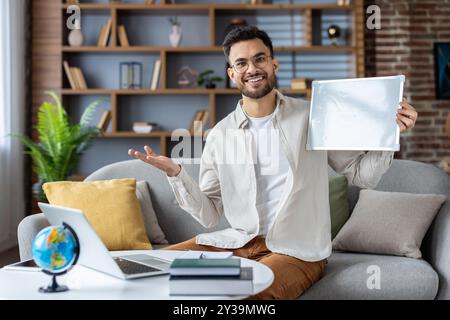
left=128, top=146, right=181, bottom=177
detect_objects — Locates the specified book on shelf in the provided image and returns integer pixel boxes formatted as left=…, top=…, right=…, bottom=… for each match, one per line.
left=169, top=258, right=241, bottom=276
left=150, top=59, right=161, bottom=90
left=72, top=67, right=88, bottom=90
left=97, top=110, right=112, bottom=131
left=63, top=61, right=77, bottom=89
left=63, top=61, right=87, bottom=90
left=97, top=24, right=106, bottom=47
left=132, top=122, right=159, bottom=133
left=97, top=18, right=112, bottom=47
left=71, top=67, right=88, bottom=89
left=190, top=110, right=203, bottom=136
left=169, top=267, right=253, bottom=296
left=200, top=110, right=209, bottom=127
left=190, top=110, right=208, bottom=136
left=117, top=25, right=130, bottom=47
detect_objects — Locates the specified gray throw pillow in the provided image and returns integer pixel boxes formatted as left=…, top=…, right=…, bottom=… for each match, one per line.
left=136, top=181, right=169, bottom=244
left=332, top=189, right=447, bottom=258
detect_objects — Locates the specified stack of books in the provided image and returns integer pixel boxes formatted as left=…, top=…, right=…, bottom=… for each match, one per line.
left=169, top=257, right=253, bottom=296
left=132, top=122, right=159, bottom=133
left=63, top=61, right=88, bottom=90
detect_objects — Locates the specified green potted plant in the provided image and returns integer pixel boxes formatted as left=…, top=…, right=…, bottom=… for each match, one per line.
left=12, top=91, right=102, bottom=201
left=197, top=69, right=224, bottom=89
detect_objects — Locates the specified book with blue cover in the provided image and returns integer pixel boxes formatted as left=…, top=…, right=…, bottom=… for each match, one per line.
left=169, top=267, right=253, bottom=296
left=169, top=258, right=241, bottom=276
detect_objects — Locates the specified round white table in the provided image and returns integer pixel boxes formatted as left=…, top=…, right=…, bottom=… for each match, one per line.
left=0, top=250, right=274, bottom=300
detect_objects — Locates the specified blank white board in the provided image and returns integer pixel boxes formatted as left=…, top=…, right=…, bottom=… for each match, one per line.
left=306, top=75, right=405, bottom=151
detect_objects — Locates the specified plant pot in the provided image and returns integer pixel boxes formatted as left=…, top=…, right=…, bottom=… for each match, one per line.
left=32, top=179, right=48, bottom=202
left=205, top=82, right=216, bottom=89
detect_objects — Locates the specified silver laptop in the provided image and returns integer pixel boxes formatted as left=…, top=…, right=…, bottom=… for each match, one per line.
left=38, top=202, right=171, bottom=280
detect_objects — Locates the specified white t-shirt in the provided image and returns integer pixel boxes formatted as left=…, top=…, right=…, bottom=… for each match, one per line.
left=245, top=110, right=290, bottom=236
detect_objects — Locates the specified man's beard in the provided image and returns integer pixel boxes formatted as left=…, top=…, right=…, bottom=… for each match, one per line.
left=236, top=71, right=276, bottom=99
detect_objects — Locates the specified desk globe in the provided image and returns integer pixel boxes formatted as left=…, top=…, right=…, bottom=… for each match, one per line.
left=32, top=223, right=79, bottom=293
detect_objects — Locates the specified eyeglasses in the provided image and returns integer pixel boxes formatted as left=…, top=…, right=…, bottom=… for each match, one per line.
left=230, top=54, right=273, bottom=74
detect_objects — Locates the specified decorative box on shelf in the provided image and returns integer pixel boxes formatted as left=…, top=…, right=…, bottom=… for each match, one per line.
left=132, top=122, right=159, bottom=133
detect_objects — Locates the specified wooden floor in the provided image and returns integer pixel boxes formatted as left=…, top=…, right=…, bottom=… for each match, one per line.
left=0, top=247, right=20, bottom=267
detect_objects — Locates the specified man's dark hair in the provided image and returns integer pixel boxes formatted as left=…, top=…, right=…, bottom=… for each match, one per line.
left=222, top=26, right=274, bottom=63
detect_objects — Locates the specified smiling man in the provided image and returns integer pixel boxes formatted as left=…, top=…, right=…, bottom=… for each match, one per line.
left=128, top=26, right=418, bottom=299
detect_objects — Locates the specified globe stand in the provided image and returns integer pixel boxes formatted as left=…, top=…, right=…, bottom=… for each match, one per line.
left=39, top=274, right=69, bottom=293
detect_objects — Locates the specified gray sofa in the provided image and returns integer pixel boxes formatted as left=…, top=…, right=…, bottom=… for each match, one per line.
left=18, top=159, right=450, bottom=299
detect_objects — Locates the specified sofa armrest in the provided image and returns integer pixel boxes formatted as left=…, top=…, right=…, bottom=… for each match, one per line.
left=373, top=160, right=450, bottom=300
left=17, top=213, right=49, bottom=261
left=423, top=200, right=450, bottom=300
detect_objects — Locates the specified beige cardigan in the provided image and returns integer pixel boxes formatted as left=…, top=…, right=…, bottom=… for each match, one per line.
left=167, top=90, right=394, bottom=261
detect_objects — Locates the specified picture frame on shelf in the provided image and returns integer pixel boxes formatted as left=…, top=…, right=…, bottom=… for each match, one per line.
left=434, top=42, right=450, bottom=99
left=177, top=66, right=198, bottom=88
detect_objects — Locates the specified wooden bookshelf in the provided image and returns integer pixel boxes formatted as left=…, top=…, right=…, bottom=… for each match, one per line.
left=62, top=45, right=356, bottom=53
left=28, top=0, right=366, bottom=214
left=58, top=0, right=364, bottom=158
left=61, top=88, right=310, bottom=95
left=101, top=131, right=172, bottom=138
left=62, top=3, right=354, bottom=11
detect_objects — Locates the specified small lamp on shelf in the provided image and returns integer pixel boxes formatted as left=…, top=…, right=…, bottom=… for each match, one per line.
left=327, top=25, right=342, bottom=46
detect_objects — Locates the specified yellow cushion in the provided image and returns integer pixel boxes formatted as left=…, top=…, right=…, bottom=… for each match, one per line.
left=42, top=178, right=152, bottom=251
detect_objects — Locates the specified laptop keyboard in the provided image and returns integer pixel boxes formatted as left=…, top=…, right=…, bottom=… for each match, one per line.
left=114, top=257, right=161, bottom=275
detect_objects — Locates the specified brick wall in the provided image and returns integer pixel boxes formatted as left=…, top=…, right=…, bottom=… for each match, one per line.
left=365, top=0, right=450, bottom=165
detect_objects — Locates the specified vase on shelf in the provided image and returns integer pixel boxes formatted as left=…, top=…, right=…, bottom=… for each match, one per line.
left=67, top=29, right=84, bottom=47
left=205, top=81, right=216, bottom=89
left=169, top=24, right=182, bottom=47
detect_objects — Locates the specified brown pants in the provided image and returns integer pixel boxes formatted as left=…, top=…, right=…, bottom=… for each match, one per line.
left=165, top=236, right=327, bottom=300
